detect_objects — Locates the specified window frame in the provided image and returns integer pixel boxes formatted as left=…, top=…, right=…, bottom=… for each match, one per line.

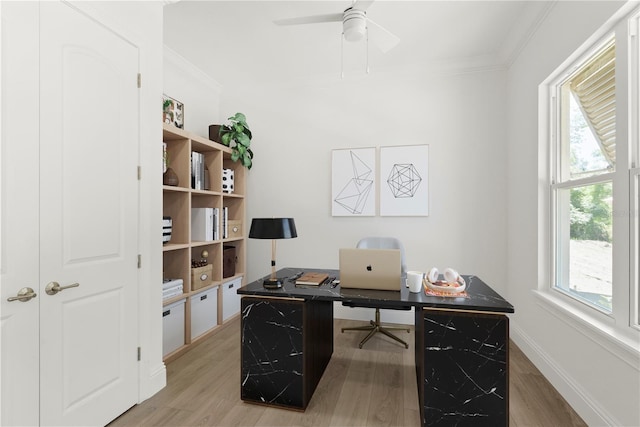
left=549, top=33, right=617, bottom=316
left=628, top=12, right=640, bottom=332
left=538, top=3, right=640, bottom=357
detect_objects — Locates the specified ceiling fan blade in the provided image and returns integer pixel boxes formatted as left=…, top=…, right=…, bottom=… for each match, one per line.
left=352, top=0, right=375, bottom=11
left=274, top=13, right=343, bottom=26
left=367, top=18, right=400, bottom=53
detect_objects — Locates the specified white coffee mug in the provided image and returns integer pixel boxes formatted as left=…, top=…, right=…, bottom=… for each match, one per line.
left=406, top=271, right=424, bottom=293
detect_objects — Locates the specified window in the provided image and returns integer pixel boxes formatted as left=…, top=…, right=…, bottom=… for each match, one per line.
left=551, top=37, right=616, bottom=313
left=542, top=2, right=640, bottom=358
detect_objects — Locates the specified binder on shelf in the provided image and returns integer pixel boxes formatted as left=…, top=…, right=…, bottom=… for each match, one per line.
left=191, top=208, right=214, bottom=241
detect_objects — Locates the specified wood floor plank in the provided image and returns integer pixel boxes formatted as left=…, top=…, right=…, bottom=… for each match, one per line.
left=109, top=318, right=586, bottom=427
left=366, top=350, right=404, bottom=426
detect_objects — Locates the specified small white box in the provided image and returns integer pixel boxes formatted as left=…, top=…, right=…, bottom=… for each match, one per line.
left=222, top=277, right=242, bottom=321
left=191, top=286, right=218, bottom=339
left=162, top=299, right=185, bottom=356
left=222, top=168, right=234, bottom=193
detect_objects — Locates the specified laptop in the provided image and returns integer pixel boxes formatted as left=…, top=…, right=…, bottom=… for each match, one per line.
left=339, top=248, right=402, bottom=291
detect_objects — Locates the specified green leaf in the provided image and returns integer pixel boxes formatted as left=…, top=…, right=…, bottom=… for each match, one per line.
left=236, top=133, right=250, bottom=147
left=231, top=150, right=240, bottom=162
left=232, top=112, right=247, bottom=124
left=243, top=152, right=252, bottom=169
left=221, top=133, right=231, bottom=146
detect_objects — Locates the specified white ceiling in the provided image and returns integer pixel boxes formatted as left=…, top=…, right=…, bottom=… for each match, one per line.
left=163, top=1, right=553, bottom=86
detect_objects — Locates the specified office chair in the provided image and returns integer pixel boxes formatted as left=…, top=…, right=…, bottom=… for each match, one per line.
left=341, top=237, right=410, bottom=349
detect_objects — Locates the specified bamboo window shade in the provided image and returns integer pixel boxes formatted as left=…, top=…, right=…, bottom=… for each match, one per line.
left=568, top=38, right=616, bottom=166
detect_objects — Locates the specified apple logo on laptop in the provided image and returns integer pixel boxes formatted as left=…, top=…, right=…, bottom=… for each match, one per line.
left=366, top=265, right=372, bottom=271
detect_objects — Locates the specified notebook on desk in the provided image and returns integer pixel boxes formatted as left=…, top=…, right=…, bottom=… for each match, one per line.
left=339, top=248, right=402, bottom=291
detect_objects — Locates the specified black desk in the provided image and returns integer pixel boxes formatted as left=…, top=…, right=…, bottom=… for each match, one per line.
left=238, top=268, right=514, bottom=426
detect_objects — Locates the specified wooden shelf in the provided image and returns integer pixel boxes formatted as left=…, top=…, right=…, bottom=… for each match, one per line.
left=162, top=123, right=246, bottom=361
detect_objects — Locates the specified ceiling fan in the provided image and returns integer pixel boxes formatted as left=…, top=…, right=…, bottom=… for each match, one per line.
left=273, top=0, right=400, bottom=54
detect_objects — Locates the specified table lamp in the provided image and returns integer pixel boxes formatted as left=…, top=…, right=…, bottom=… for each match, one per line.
left=249, top=218, right=297, bottom=288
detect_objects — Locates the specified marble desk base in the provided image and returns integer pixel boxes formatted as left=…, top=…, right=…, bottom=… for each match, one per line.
left=240, top=296, right=333, bottom=410
left=416, top=309, right=509, bottom=427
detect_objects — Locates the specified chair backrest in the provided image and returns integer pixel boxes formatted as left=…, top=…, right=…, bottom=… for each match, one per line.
left=356, top=237, right=406, bottom=278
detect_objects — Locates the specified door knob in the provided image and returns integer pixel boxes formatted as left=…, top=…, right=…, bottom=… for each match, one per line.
left=7, top=287, right=37, bottom=302
left=45, top=281, right=80, bottom=296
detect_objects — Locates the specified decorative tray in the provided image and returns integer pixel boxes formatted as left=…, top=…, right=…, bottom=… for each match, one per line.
left=423, top=277, right=466, bottom=294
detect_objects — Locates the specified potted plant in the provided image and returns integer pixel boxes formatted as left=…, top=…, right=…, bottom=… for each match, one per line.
left=215, top=113, right=254, bottom=170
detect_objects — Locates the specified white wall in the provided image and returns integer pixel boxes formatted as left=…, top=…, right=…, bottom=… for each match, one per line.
left=220, top=67, right=508, bottom=323
left=506, top=1, right=640, bottom=426
left=164, top=46, right=222, bottom=138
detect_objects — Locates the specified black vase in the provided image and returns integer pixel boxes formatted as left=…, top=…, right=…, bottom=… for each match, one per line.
left=163, top=167, right=179, bottom=186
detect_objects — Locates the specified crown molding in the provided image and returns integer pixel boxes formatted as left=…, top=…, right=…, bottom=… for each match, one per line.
left=498, top=1, right=557, bottom=68
left=163, top=45, right=222, bottom=92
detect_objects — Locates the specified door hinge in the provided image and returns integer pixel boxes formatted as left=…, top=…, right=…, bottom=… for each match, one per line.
left=137, top=73, right=141, bottom=88
left=137, top=166, right=141, bottom=180
left=137, top=347, right=141, bottom=361
left=137, top=254, right=142, bottom=269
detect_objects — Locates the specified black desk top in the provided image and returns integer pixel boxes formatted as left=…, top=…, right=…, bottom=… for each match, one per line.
left=238, top=267, right=514, bottom=314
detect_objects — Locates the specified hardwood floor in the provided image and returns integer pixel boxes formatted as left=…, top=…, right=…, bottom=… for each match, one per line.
left=110, top=318, right=585, bottom=426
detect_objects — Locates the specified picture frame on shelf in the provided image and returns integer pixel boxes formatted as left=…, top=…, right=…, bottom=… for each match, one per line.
left=162, top=94, right=184, bottom=129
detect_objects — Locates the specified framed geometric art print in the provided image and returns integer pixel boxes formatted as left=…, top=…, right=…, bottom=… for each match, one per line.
left=379, top=145, right=429, bottom=216
left=331, top=147, right=376, bottom=216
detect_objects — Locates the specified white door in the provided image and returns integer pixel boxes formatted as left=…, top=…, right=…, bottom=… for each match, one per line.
left=0, top=2, right=41, bottom=426
left=1, top=2, right=140, bottom=425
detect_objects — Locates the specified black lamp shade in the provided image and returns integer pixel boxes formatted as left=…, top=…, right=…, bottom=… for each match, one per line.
left=249, top=218, right=297, bottom=240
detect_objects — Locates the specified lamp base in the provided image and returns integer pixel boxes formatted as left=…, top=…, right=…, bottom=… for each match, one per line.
left=262, top=278, right=283, bottom=289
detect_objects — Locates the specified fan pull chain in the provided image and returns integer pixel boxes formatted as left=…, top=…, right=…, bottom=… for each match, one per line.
left=366, top=25, right=370, bottom=74
left=341, top=32, right=345, bottom=79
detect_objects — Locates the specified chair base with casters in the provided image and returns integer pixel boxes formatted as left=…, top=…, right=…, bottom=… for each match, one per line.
left=341, top=307, right=410, bottom=349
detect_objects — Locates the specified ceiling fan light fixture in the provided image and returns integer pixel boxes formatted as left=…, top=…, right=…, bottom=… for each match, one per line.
left=342, top=9, right=367, bottom=42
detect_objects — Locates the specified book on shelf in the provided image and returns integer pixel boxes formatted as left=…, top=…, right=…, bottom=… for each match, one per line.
left=162, top=279, right=184, bottom=299
left=162, top=278, right=183, bottom=290
left=162, top=142, right=167, bottom=174
left=191, top=151, right=205, bottom=190
left=162, top=288, right=184, bottom=300
left=213, top=207, right=220, bottom=240
left=295, top=272, right=329, bottom=286
left=191, top=207, right=214, bottom=241
left=222, top=206, right=228, bottom=239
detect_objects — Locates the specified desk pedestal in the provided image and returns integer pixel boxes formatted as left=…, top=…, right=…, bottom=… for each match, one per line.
left=416, top=309, right=509, bottom=427
left=240, top=296, right=333, bottom=410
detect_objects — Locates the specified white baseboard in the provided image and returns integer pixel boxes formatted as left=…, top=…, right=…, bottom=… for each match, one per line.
left=333, top=302, right=414, bottom=325
left=138, top=361, right=167, bottom=403
left=510, top=321, right=620, bottom=426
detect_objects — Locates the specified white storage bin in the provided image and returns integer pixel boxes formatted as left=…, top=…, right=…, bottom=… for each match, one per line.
left=222, top=277, right=242, bottom=321
left=162, top=299, right=185, bottom=357
left=191, top=286, right=218, bottom=339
